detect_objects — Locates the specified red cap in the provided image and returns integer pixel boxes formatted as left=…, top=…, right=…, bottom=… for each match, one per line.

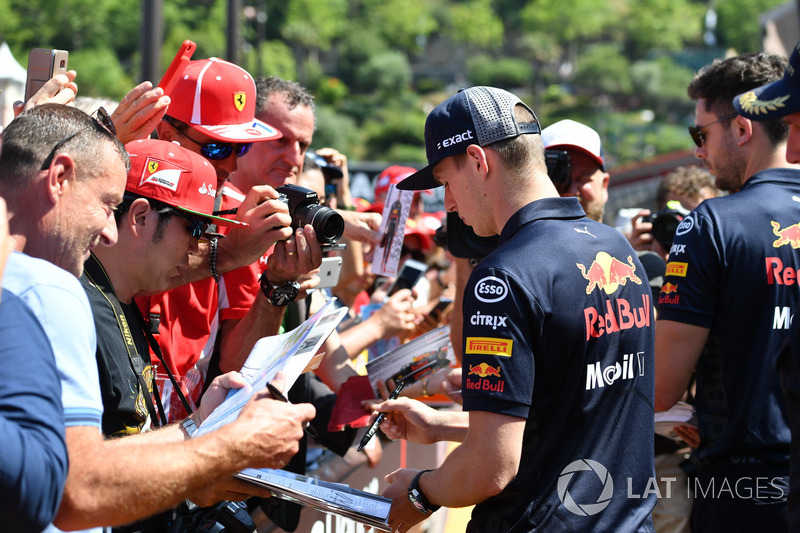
left=165, top=58, right=281, bottom=143
left=125, top=139, right=245, bottom=228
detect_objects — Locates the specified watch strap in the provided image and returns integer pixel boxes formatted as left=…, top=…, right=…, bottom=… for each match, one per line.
left=408, top=469, right=440, bottom=514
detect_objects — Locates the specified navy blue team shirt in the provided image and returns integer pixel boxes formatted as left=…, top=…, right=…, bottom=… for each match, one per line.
left=461, top=197, right=656, bottom=532
left=658, top=169, right=796, bottom=467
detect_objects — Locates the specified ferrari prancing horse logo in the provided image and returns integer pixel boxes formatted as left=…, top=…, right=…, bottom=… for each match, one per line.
left=234, top=92, right=246, bottom=112
left=148, top=161, right=158, bottom=173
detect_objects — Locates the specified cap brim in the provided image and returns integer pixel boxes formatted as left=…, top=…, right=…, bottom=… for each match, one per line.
left=175, top=206, right=248, bottom=228
left=192, top=117, right=282, bottom=143
left=396, top=165, right=440, bottom=191
left=733, top=79, right=800, bottom=120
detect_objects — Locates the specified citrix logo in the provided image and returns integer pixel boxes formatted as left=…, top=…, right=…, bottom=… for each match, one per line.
left=558, top=459, right=614, bottom=516
left=470, top=311, right=508, bottom=330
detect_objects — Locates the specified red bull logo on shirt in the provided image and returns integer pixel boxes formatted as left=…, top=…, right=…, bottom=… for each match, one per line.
left=466, top=363, right=505, bottom=392
left=658, top=283, right=680, bottom=305
left=576, top=252, right=642, bottom=295
left=772, top=220, right=800, bottom=249
left=584, top=294, right=651, bottom=341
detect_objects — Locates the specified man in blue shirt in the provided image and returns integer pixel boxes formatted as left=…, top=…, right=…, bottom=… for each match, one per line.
left=656, top=52, right=796, bottom=531
left=370, top=86, right=656, bottom=532
left=732, top=41, right=800, bottom=530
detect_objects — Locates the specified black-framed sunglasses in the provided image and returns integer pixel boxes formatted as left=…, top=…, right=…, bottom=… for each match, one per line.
left=169, top=209, right=211, bottom=239
left=688, top=112, right=739, bottom=148
left=40, top=107, right=117, bottom=170
left=164, top=115, right=252, bottom=161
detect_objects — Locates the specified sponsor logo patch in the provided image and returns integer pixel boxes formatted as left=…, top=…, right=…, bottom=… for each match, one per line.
left=465, top=337, right=513, bottom=357
left=234, top=91, right=246, bottom=111
left=576, top=252, right=642, bottom=295
left=675, top=216, right=694, bottom=236
left=771, top=221, right=800, bottom=249
left=584, top=294, right=651, bottom=341
left=140, top=156, right=184, bottom=192
left=585, top=352, right=645, bottom=390
left=469, top=311, right=508, bottom=330
left=474, top=276, right=508, bottom=303
left=766, top=257, right=799, bottom=285
left=436, top=129, right=474, bottom=150
left=665, top=262, right=688, bottom=277
left=669, top=243, right=686, bottom=256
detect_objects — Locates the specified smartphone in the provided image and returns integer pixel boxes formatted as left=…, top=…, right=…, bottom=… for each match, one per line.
left=317, top=256, right=343, bottom=289
left=25, top=48, right=69, bottom=101
left=387, top=259, right=428, bottom=297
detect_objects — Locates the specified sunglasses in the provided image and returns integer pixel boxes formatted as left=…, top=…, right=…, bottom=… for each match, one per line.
left=40, top=106, right=117, bottom=170
left=688, top=112, right=739, bottom=148
left=164, top=116, right=252, bottom=161
left=169, top=209, right=211, bottom=239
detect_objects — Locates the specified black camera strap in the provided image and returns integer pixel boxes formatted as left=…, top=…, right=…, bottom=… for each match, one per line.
left=84, top=253, right=166, bottom=427
left=129, top=303, right=195, bottom=416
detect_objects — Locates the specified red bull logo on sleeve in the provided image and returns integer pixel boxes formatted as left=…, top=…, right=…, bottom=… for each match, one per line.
left=577, top=252, right=642, bottom=295
left=771, top=221, right=800, bottom=249
left=658, top=283, right=679, bottom=305
left=466, top=362, right=505, bottom=392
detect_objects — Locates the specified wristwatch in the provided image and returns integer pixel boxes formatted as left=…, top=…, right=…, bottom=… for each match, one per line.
left=260, top=272, right=300, bottom=307
left=181, top=417, right=198, bottom=437
left=408, top=469, right=440, bottom=514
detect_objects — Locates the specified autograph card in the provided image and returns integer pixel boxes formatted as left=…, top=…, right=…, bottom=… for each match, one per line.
left=371, top=184, right=413, bottom=277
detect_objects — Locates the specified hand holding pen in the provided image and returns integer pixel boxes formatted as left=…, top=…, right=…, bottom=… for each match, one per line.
left=358, top=380, right=406, bottom=451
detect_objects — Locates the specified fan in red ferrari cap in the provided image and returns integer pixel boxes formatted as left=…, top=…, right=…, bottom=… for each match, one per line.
left=157, top=57, right=282, bottom=187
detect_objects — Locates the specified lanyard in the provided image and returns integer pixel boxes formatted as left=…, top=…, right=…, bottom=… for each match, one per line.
left=84, top=253, right=168, bottom=427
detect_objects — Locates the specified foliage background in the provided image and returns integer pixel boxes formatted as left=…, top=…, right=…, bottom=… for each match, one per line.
left=0, top=0, right=789, bottom=167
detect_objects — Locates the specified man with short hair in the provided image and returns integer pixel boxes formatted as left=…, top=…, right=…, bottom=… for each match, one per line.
left=0, top=105, right=314, bottom=532
left=732, top=41, right=800, bottom=530
left=655, top=52, right=796, bottom=531
left=542, top=119, right=610, bottom=223
left=371, top=86, right=656, bottom=532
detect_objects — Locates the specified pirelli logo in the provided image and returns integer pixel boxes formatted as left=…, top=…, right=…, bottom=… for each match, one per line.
left=665, top=262, right=688, bottom=277
left=465, top=337, right=513, bottom=357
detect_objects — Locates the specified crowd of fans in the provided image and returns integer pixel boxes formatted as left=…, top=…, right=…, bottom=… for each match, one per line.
left=4, top=38, right=800, bottom=533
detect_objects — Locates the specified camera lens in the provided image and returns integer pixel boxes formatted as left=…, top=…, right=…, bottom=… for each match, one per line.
left=652, top=214, right=681, bottom=248
left=295, top=204, right=344, bottom=244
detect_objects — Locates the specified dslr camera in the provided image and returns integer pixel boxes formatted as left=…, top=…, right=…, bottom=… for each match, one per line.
left=276, top=184, right=344, bottom=245
left=641, top=201, right=690, bottom=249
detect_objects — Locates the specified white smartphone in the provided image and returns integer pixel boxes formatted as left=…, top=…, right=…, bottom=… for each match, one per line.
left=387, top=258, right=428, bottom=297
left=317, top=256, right=343, bottom=289
left=26, top=48, right=69, bottom=101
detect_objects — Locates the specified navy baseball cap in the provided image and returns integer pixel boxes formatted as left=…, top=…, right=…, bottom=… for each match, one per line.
left=733, top=42, right=800, bottom=120
left=397, top=86, right=541, bottom=191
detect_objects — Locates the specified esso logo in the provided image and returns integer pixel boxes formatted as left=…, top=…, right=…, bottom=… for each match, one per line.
left=474, top=276, right=508, bottom=303
left=675, top=216, right=694, bottom=236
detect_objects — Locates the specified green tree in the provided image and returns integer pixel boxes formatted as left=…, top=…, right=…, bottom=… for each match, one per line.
left=446, top=0, right=504, bottom=50
left=622, top=0, right=705, bottom=57
left=714, top=0, right=787, bottom=53
left=360, top=0, right=438, bottom=52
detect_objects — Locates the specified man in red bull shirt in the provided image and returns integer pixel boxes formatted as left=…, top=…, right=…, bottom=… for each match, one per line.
left=656, top=52, right=798, bottom=532
left=369, top=86, right=656, bottom=532
left=732, top=42, right=800, bottom=530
